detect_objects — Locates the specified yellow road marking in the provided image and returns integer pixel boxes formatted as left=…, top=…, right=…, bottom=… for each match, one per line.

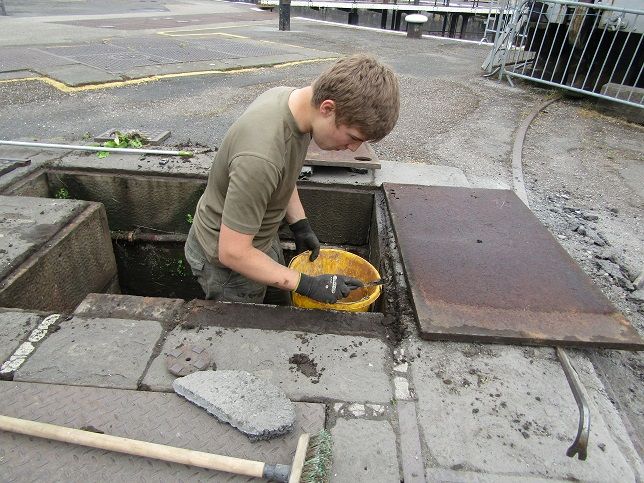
left=0, top=58, right=337, bottom=93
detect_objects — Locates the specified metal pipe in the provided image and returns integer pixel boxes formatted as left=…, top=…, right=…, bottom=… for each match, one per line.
left=111, top=231, right=187, bottom=243
left=505, top=70, right=644, bottom=108
left=0, top=140, right=194, bottom=157
left=556, top=347, right=590, bottom=460
left=532, top=0, right=642, bottom=15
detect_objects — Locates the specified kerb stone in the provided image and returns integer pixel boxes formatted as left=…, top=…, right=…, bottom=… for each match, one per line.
left=173, top=370, right=296, bottom=441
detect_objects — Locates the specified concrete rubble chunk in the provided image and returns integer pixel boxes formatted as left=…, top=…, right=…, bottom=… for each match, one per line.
left=173, top=370, right=296, bottom=441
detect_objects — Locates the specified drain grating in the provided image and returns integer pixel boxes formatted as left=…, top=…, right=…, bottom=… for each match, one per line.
left=94, top=129, right=170, bottom=145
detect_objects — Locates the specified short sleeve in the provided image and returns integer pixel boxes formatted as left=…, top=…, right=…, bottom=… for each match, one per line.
left=221, top=154, right=282, bottom=235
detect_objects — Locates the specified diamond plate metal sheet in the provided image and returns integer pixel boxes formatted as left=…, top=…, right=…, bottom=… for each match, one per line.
left=189, top=38, right=288, bottom=58
left=111, top=37, right=239, bottom=62
left=41, top=44, right=129, bottom=57
left=64, top=53, right=167, bottom=72
left=0, top=381, right=324, bottom=482
left=384, top=184, right=644, bottom=349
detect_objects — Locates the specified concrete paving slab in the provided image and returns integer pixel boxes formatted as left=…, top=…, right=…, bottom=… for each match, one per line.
left=0, top=197, right=117, bottom=312
left=0, top=146, right=71, bottom=192
left=51, top=152, right=214, bottom=177
left=38, top=64, right=122, bottom=86
left=0, top=381, right=324, bottom=482
left=142, top=326, right=393, bottom=403
left=0, top=70, right=34, bottom=80
left=330, top=419, right=399, bottom=482
left=0, top=310, right=42, bottom=363
left=74, top=293, right=184, bottom=327
left=14, top=316, right=163, bottom=389
left=0, top=195, right=86, bottom=279
left=408, top=340, right=642, bottom=481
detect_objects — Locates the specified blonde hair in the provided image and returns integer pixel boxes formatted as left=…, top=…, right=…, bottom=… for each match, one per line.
left=312, top=54, right=400, bottom=142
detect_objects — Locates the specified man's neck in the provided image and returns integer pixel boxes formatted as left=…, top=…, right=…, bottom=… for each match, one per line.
left=288, top=86, right=314, bottom=134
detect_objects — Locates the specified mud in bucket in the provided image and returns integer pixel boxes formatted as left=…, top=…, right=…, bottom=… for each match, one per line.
left=289, top=248, right=382, bottom=312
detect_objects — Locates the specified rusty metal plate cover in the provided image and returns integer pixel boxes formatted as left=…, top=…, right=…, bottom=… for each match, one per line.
left=305, top=140, right=380, bottom=169
left=384, top=184, right=643, bottom=349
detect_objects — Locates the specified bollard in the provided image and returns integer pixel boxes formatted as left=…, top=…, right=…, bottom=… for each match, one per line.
left=279, top=0, right=291, bottom=31
left=405, top=14, right=428, bottom=39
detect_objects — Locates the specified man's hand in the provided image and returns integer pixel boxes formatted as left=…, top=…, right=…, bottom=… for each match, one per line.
left=295, top=274, right=364, bottom=304
left=289, top=218, right=320, bottom=261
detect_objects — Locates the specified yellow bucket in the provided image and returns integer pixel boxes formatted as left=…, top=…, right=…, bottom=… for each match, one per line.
left=289, top=248, right=382, bottom=312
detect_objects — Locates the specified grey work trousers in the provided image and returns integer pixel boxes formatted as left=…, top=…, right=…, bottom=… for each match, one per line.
left=184, top=225, right=290, bottom=305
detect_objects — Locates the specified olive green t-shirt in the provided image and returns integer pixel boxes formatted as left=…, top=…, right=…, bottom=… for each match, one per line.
left=193, top=87, right=311, bottom=265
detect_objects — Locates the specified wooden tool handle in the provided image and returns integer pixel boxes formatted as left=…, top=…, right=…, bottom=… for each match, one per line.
left=0, top=415, right=265, bottom=478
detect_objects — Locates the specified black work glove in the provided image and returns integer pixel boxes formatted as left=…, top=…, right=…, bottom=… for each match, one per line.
left=296, top=274, right=364, bottom=304
left=289, top=218, right=320, bottom=262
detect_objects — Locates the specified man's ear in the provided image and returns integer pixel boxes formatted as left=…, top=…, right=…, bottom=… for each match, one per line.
left=319, top=99, right=336, bottom=117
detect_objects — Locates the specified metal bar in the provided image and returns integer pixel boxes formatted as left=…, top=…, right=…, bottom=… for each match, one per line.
left=540, top=9, right=565, bottom=82
left=549, top=7, right=577, bottom=82
left=615, top=28, right=642, bottom=100
left=498, top=0, right=530, bottom=79
left=570, top=11, right=601, bottom=88
left=519, top=2, right=545, bottom=72
left=556, top=347, right=590, bottom=460
left=521, top=1, right=546, bottom=76
left=559, top=5, right=587, bottom=84
left=0, top=141, right=193, bottom=157
left=627, top=61, right=644, bottom=103
left=529, top=2, right=553, bottom=78
left=580, top=15, right=609, bottom=91
left=111, top=231, right=187, bottom=243
left=591, top=19, right=622, bottom=92
left=524, top=0, right=643, bottom=15
left=505, top=70, right=644, bottom=108
left=606, top=25, right=634, bottom=98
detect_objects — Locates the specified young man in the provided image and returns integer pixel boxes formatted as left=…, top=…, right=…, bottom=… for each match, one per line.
left=185, top=54, right=400, bottom=305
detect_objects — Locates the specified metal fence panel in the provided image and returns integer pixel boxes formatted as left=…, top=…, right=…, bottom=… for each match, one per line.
left=483, top=0, right=644, bottom=108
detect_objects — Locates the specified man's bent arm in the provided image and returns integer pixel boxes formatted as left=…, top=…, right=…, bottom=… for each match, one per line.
left=219, top=224, right=300, bottom=291
left=285, top=187, right=306, bottom=224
